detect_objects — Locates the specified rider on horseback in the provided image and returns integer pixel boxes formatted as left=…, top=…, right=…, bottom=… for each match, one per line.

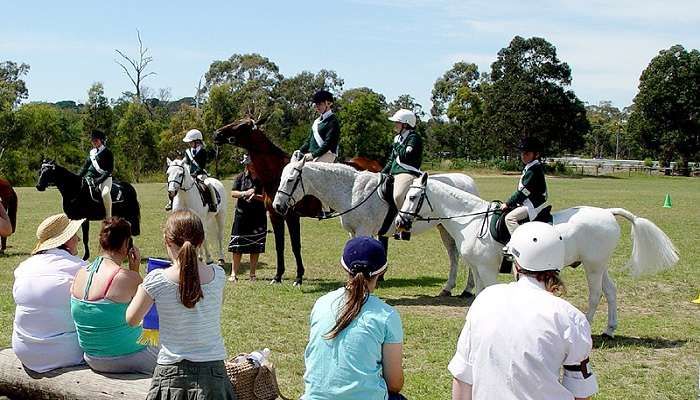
left=168, top=128, right=217, bottom=212
left=382, top=109, right=423, bottom=211
left=500, top=137, right=548, bottom=234
left=78, top=130, right=114, bottom=219
left=299, top=90, right=340, bottom=163
left=299, top=90, right=341, bottom=217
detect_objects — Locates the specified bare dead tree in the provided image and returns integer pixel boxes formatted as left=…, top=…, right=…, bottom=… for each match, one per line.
left=194, top=75, right=204, bottom=109
left=115, top=30, right=156, bottom=102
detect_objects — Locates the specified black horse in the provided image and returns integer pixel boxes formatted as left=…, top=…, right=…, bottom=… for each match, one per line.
left=36, top=160, right=141, bottom=260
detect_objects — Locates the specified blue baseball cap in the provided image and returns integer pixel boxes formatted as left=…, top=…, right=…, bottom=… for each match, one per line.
left=341, top=236, right=388, bottom=277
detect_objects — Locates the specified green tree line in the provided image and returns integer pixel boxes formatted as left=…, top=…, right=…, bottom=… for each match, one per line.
left=1, top=36, right=698, bottom=185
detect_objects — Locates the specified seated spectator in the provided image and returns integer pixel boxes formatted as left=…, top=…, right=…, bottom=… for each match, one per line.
left=70, top=217, right=157, bottom=375
left=302, top=236, right=406, bottom=400
left=12, top=214, right=86, bottom=372
left=126, top=210, right=234, bottom=399
left=449, top=222, right=598, bottom=400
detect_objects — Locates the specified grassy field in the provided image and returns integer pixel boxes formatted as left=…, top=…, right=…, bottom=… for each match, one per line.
left=0, top=173, right=698, bottom=399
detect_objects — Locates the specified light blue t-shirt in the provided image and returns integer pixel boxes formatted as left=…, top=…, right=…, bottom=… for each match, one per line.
left=302, top=287, right=403, bottom=400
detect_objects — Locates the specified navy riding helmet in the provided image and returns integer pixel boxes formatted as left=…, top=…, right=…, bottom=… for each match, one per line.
left=312, top=90, right=334, bottom=104
left=341, top=236, right=388, bottom=278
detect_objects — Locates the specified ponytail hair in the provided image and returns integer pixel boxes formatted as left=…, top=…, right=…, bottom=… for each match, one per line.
left=324, top=273, right=371, bottom=340
left=164, top=210, right=205, bottom=308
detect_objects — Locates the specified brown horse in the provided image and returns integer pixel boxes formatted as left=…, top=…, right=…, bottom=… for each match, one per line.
left=0, top=178, right=18, bottom=254
left=214, top=118, right=382, bottom=285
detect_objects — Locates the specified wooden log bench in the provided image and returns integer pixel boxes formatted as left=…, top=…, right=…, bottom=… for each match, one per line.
left=0, top=349, right=150, bottom=399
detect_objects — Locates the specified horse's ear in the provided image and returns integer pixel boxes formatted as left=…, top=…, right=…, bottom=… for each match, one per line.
left=420, top=172, right=428, bottom=185
left=166, top=157, right=172, bottom=166
left=292, top=150, right=303, bottom=162
left=256, top=114, right=269, bottom=126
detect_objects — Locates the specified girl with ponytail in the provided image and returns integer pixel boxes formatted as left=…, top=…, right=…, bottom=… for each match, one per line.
left=302, top=237, right=407, bottom=400
left=126, top=210, right=235, bottom=400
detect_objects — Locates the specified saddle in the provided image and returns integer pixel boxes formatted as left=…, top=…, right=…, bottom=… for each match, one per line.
left=85, top=178, right=125, bottom=204
left=377, top=174, right=397, bottom=237
left=490, top=205, right=553, bottom=274
left=195, top=177, right=221, bottom=211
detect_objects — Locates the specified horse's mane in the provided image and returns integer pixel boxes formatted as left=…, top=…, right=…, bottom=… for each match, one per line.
left=428, top=177, right=487, bottom=206
left=305, top=161, right=363, bottom=179
left=252, top=129, right=290, bottom=159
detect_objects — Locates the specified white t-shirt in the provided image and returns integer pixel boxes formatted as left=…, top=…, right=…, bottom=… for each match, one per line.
left=448, top=275, right=598, bottom=399
left=12, top=249, right=87, bottom=372
left=142, top=264, right=227, bottom=364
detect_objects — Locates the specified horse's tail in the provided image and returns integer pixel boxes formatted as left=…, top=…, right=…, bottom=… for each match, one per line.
left=7, top=187, right=17, bottom=233
left=608, top=208, right=679, bottom=276
left=123, top=183, right=141, bottom=236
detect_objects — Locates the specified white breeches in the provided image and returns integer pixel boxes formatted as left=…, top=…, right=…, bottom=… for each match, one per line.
left=505, top=205, right=529, bottom=234
left=99, top=177, right=112, bottom=219
left=393, top=173, right=416, bottom=211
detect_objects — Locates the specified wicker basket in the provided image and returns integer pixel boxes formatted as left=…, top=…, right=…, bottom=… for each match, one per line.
left=225, top=354, right=289, bottom=400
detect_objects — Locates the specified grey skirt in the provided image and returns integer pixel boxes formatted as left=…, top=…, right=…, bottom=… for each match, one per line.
left=147, top=360, right=236, bottom=400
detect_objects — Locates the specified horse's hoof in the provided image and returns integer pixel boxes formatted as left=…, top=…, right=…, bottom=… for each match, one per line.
left=438, top=289, right=452, bottom=297
left=459, top=290, right=475, bottom=299
left=269, top=278, right=282, bottom=285
left=217, top=259, right=225, bottom=267
left=293, top=279, right=303, bottom=287
left=600, top=332, right=614, bottom=340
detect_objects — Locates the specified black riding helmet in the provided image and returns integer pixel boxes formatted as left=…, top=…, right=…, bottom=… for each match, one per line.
left=516, top=137, right=544, bottom=153
left=90, top=130, right=106, bottom=141
left=312, top=90, right=334, bottom=104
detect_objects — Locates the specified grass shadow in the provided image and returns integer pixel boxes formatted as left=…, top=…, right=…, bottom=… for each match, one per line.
left=0, top=250, right=31, bottom=258
left=592, top=334, right=686, bottom=349
left=386, top=294, right=474, bottom=308
left=301, top=276, right=446, bottom=294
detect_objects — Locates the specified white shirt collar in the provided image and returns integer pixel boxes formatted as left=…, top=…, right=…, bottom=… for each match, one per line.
left=523, top=159, right=540, bottom=171
left=319, top=110, right=333, bottom=121
left=90, top=145, right=105, bottom=156
left=516, top=274, right=547, bottom=291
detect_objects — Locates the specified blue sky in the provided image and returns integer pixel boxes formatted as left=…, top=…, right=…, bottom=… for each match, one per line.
left=3, top=0, right=699, bottom=111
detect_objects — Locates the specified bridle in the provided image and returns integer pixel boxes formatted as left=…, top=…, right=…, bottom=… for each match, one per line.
left=276, top=166, right=305, bottom=209
left=396, top=183, right=432, bottom=229
left=397, top=181, right=499, bottom=237
left=167, top=164, right=195, bottom=192
left=38, top=162, right=56, bottom=187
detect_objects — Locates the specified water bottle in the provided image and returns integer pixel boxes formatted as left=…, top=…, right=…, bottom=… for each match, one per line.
left=247, top=348, right=271, bottom=367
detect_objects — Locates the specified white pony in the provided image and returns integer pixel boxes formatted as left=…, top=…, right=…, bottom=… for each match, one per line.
left=272, top=153, right=480, bottom=296
left=396, top=172, right=679, bottom=337
left=166, top=158, right=228, bottom=265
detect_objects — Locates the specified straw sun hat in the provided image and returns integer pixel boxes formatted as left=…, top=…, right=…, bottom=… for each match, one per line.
left=32, top=214, right=85, bottom=255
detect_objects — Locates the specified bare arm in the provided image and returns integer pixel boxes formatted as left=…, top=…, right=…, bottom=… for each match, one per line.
left=125, top=285, right=154, bottom=327
left=382, top=343, right=404, bottom=394
left=452, top=378, right=472, bottom=400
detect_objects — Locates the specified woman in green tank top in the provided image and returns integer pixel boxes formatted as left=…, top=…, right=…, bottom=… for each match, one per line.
left=70, top=217, right=158, bottom=375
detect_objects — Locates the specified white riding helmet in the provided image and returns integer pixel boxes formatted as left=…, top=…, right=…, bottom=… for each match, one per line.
left=505, top=222, right=565, bottom=272
left=388, top=109, right=417, bottom=128
left=183, top=129, right=204, bottom=143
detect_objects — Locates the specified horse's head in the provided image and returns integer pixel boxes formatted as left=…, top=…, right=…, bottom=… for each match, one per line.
left=214, top=115, right=268, bottom=148
left=395, top=172, right=429, bottom=233
left=36, top=159, right=57, bottom=191
left=165, top=158, right=190, bottom=199
left=272, top=151, right=307, bottom=215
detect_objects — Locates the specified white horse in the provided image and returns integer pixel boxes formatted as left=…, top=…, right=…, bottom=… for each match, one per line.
left=166, top=158, right=228, bottom=265
left=395, top=172, right=679, bottom=337
left=272, top=154, right=480, bottom=296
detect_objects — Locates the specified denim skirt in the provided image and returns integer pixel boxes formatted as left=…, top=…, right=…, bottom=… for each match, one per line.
left=147, top=360, right=236, bottom=400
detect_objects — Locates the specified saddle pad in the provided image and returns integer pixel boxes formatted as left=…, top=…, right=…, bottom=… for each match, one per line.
left=87, top=180, right=125, bottom=204
left=490, top=205, right=554, bottom=245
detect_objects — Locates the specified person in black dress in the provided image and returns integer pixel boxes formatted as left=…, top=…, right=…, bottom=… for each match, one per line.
left=228, top=155, right=267, bottom=282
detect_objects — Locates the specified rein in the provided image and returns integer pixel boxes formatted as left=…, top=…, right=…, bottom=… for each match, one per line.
left=398, top=184, right=501, bottom=238
left=277, top=166, right=386, bottom=220
left=167, top=164, right=196, bottom=192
